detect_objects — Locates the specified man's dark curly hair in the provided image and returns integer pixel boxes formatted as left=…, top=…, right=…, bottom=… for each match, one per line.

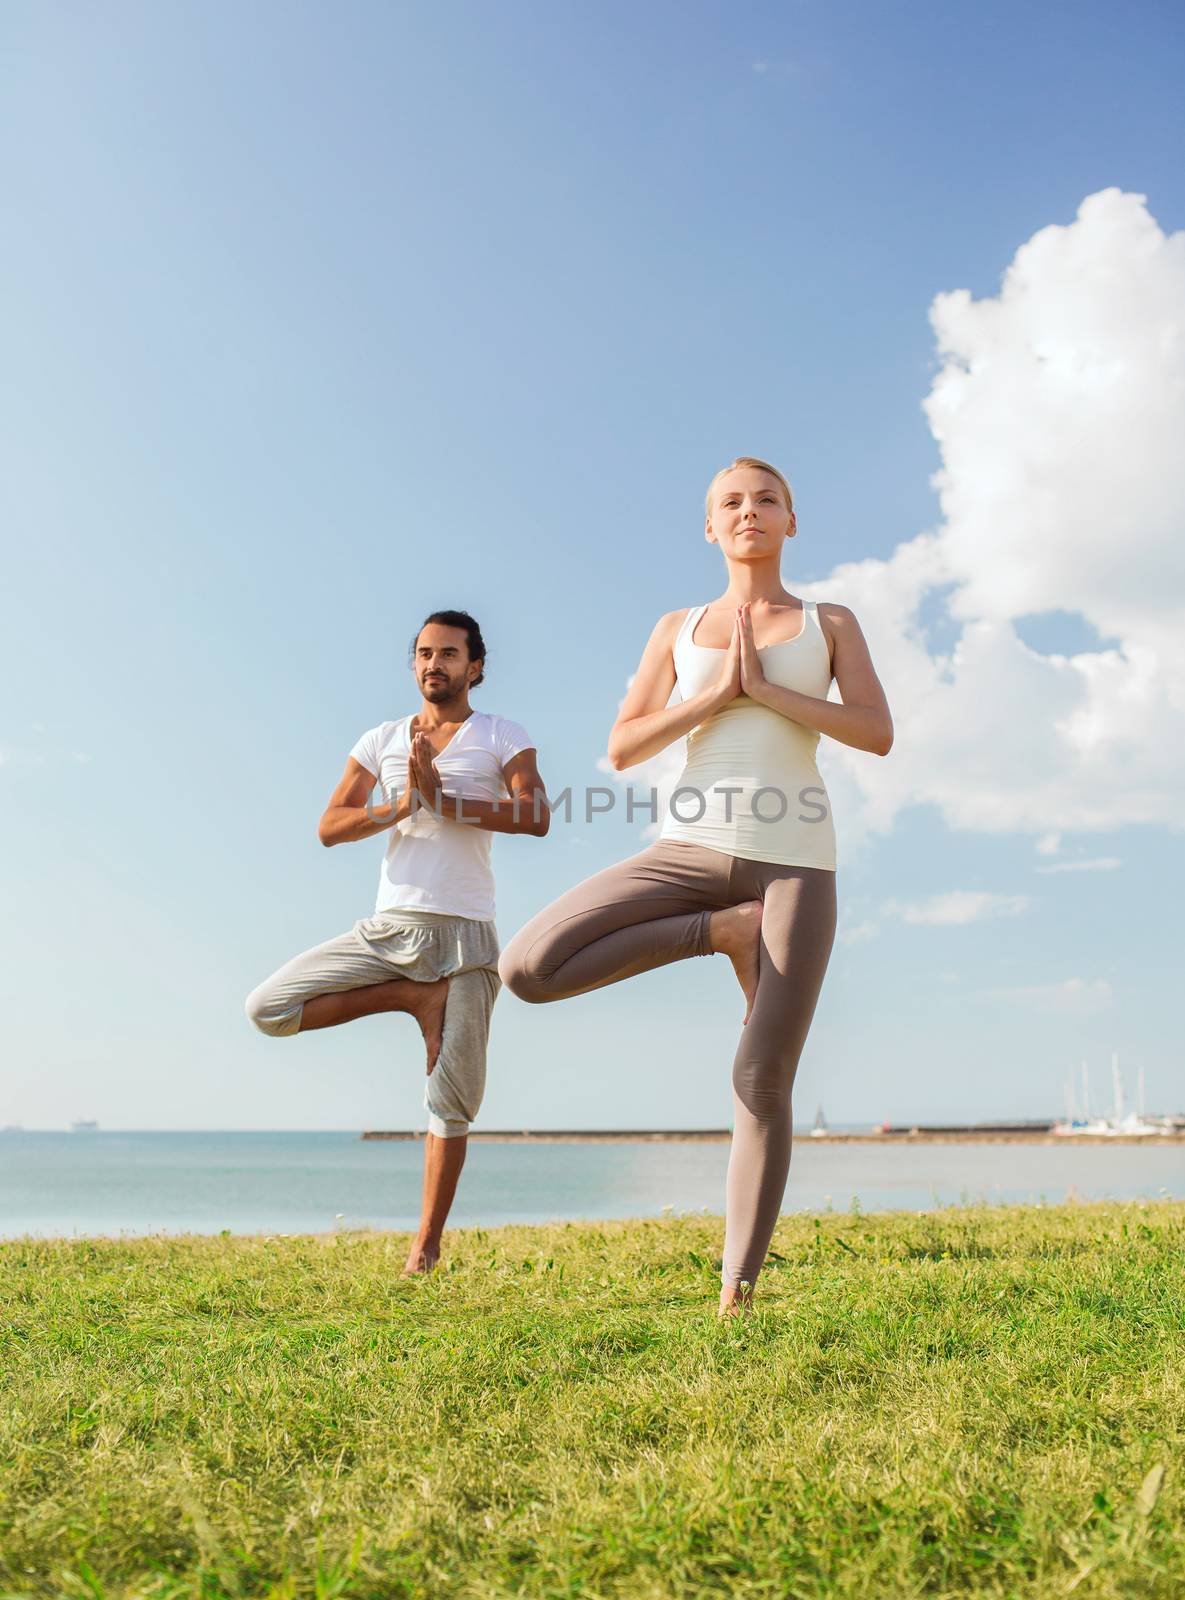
left=409, top=610, right=487, bottom=687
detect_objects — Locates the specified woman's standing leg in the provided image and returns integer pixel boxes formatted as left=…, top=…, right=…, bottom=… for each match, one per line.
left=721, top=863, right=838, bottom=1300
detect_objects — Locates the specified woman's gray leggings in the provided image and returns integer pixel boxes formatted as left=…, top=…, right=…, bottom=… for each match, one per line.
left=497, top=840, right=837, bottom=1289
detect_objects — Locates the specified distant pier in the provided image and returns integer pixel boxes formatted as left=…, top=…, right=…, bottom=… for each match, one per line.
left=361, top=1122, right=1185, bottom=1145
left=362, top=1128, right=734, bottom=1143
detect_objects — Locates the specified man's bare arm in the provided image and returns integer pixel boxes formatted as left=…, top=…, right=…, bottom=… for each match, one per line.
left=435, top=747, right=550, bottom=837
left=318, top=758, right=408, bottom=847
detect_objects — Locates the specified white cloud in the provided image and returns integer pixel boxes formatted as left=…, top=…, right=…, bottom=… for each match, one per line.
left=1034, top=857, right=1121, bottom=874
left=986, top=976, right=1114, bottom=1015
left=604, top=188, right=1185, bottom=863
left=0, top=746, right=47, bottom=773
left=884, top=890, right=1032, bottom=926
left=838, top=888, right=1031, bottom=942
left=0, top=742, right=91, bottom=773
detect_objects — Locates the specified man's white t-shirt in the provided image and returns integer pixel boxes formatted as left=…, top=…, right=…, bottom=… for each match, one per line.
left=349, top=711, right=535, bottom=922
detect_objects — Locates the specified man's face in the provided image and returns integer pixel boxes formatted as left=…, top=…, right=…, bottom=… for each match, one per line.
left=413, top=623, right=478, bottom=702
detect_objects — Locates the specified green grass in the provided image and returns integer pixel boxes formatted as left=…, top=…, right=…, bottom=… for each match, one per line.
left=1, top=1200, right=1182, bottom=1599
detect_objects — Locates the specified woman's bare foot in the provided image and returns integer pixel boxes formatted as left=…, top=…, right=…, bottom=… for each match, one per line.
left=709, top=900, right=763, bottom=1023
left=402, top=977, right=449, bottom=1071
left=718, top=1282, right=755, bottom=1318
left=401, top=1235, right=441, bottom=1276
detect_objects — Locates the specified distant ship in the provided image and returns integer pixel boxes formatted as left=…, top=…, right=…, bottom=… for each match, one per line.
left=809, top=1104, right=828, bottom=1138
left=69, top=1119, right=99, bottom=1132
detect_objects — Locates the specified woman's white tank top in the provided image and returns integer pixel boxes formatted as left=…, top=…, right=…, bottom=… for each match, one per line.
left=656, top=601, right=837, bottom=870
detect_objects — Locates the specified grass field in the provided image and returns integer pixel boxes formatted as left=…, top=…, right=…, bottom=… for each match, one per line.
left=1, top=1200, right=1182, bottom=1599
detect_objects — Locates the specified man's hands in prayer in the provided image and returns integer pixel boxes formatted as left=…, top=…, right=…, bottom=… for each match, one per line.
left=406, top=731, right=444, bottom=817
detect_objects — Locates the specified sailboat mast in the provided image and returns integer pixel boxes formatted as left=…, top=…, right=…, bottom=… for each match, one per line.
left=1111, top=1052, right=1124, bottom=1123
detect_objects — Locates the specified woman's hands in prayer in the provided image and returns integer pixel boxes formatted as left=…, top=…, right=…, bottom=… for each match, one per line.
left=737, top=603, right=767, bottom=700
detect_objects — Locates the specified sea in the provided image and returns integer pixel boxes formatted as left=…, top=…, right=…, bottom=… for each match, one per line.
left=1, top=1131, right=1183, bottom=1239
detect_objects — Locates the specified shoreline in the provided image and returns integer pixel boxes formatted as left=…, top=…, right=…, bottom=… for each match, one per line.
left=362, top=1128, right=1185, bottom=1146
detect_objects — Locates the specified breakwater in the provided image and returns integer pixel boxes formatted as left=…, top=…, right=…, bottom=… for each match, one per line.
left=362, top=1125, right=1185, bottom=1145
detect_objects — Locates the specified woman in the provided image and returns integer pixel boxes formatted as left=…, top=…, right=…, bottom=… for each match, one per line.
left=499, top=456, right=893, bottom=1314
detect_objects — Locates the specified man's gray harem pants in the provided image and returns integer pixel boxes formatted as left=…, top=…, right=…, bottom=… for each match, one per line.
left=245, top=910, right=500, bottom=1138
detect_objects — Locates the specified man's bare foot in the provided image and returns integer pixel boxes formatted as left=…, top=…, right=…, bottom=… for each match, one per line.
left=401, top=977, right=449, bottom=1072
left=401, top=1236, right=441, bottom=1276
left=718, top=1282, right=755, bottom=1318
left=709, top=900, right=763, bottom=1024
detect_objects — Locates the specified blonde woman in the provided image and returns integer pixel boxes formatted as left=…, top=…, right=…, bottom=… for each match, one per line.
left=499, top=457, right=892, bottom=1315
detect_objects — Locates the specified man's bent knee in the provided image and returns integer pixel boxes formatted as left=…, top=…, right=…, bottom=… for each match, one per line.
left=244, top=985, right=302, bottom=1038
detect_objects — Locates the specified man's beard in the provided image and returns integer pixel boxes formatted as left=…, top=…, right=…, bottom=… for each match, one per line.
left=421, top=675, right=459, bottom=701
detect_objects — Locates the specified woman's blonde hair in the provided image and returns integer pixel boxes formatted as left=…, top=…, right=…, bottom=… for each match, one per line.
left=705, top=456, right=795, bottom=520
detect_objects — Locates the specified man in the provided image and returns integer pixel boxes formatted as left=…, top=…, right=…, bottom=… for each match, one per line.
left=245, top=609, right=549, bottom=1273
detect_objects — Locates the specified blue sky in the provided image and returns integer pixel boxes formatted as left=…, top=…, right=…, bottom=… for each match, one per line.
left=3, top=0, right=1183, bottom=1131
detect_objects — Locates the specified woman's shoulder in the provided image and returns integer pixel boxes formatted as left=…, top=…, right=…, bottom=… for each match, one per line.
left=812, top=600, right=858, bottom=672
left=814, top=599, right=859, bottom=631
left=647, top=606, right=698, bottom=644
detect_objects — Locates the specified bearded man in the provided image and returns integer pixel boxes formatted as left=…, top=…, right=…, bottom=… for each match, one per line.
left=245, top=609, right=548, bottom=1272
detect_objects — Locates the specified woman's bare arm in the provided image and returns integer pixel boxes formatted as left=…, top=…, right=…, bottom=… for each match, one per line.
left=740, top=602, right=893, bottom=755
left=606, top=610, right=741, bottom=771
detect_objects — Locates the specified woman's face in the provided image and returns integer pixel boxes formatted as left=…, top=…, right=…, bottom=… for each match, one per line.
left=705, top=467, right=795, bottom=558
